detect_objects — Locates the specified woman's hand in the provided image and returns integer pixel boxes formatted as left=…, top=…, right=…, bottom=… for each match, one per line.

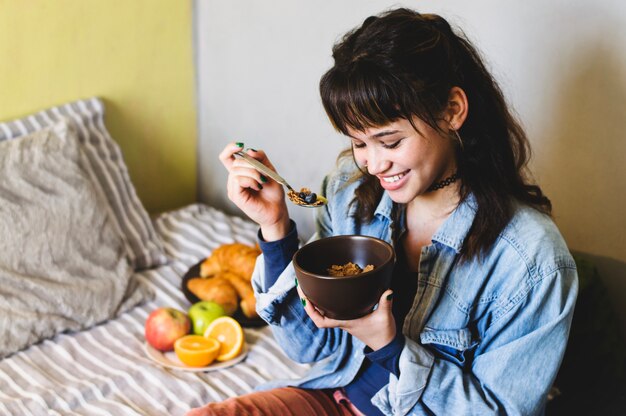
left=296, top=285, right=396, bottom=351
left=219, top=143, right=290, bottom=241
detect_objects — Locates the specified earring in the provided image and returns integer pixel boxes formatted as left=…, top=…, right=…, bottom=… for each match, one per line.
left=450, top=125, right=464, bottom=151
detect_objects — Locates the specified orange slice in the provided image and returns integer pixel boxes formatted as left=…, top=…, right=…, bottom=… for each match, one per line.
left=174, top=335, right=220, bottom=367
left=203, top=316, right=244, bottom=362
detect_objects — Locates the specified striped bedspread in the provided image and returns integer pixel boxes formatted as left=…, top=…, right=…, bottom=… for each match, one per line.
left=0, top=204, right=309, bottom=416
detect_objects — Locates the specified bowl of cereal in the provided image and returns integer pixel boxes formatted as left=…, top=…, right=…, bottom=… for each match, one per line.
left=292, top=235, right=395, bottom=320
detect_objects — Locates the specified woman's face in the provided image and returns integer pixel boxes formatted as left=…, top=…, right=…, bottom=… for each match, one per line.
left=348, top=116, right=457, bottom=204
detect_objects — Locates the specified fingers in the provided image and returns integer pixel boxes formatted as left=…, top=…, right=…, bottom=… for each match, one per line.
left=294, top=283, right=397, bottom=350
left=296, top=284, right=322, bottom=321
left=220, top=143, right=274, bottom=193
left=219, top=141, right=245, bottom=170
left=230, top=163, right=266, bottom=191
left=227, top=170, right=263, bottom=194
left=378, top=289, right=394, bottom=314
left=219, top=142, right=276, bottom=172
left=296, top=283, right=344, bottom=329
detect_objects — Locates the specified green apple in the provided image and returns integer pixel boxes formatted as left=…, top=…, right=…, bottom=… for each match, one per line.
left=188, top=301, right=226, bottom=335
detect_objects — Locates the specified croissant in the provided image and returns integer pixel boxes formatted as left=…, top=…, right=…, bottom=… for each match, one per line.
left=187, top=276, right=238, bottom=315
left=200, top=243, right=261, bottom=281
left=220, top=271, right=259, bottom=319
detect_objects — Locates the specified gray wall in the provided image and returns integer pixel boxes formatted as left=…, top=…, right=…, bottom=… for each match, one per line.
left=194, top=0, right=626, bottom=336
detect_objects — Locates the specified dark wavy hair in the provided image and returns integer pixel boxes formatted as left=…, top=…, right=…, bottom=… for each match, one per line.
left=319, top=8, right=551, bottom=260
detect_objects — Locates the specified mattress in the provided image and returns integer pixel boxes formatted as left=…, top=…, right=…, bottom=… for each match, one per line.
left=0, top=204, right=309, bottom=416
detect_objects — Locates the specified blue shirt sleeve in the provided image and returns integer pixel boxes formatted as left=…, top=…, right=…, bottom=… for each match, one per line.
left=365, top=332, right=405, bottom=377
left=257, top=220, right=299, bottom=291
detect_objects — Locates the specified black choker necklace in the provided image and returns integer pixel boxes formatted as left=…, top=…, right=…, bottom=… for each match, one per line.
left=427, top=172, right=459, bottom=192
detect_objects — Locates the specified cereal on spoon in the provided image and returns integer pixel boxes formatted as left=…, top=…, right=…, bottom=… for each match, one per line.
left=287, top=188, right=325, bottom=207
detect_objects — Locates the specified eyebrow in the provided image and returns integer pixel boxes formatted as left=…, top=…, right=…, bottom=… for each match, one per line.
left=349, top=130, right=401, bottom=140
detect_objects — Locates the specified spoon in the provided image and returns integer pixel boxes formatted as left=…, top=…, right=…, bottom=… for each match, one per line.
left=234, top=151, right=328, bottom=208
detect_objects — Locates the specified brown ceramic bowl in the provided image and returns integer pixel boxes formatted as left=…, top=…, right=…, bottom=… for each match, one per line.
left=293, top=235, right=395, bottom=320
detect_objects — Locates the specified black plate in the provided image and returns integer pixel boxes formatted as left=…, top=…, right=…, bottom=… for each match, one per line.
left=181, top=260, right=266, bottom=328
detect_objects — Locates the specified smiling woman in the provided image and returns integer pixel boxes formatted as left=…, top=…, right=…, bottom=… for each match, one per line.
left=345, top=114, right=460, bottom=203
left=191, top=7, right=577, bottom=416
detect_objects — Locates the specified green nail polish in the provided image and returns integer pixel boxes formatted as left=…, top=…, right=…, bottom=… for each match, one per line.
left=258, top=184, right=263, bottom=190
left=260, top=174, right=268, bottom=183
left=386, top=293, right=393, bottom=301
left=294, top=279, right=298, bottom=287
left=301, top=298, right=306, bottom=307
left=235, top=142, right=244, bottom=147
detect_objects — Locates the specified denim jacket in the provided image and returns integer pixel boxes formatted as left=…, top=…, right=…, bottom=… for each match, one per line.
left=251, top=160, right=578, bottom=415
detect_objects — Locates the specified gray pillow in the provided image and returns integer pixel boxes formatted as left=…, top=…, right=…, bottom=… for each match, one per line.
left=0, top=98, right=167, bottom=270
left=0, top=120, right=153, bottom=358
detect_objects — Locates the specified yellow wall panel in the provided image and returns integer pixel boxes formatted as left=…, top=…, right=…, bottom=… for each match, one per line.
left=0, top=0, right=197, bottom=214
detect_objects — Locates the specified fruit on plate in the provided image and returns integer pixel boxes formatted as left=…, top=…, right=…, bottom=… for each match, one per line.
left=174, top=335, right=220, bottom=367
left=145, top=307, right=191, bottom=351
left=204, top=316, right=244, bottom=362
left=188, top=301, right=227, bottom=335
left=191, top=242, right=261, bottom=319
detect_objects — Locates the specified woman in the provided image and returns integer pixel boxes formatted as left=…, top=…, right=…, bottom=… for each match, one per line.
left=189, top=8, right=577, bottom=416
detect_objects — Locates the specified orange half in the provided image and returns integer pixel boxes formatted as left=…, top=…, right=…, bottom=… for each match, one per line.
left=203, top=316, right=244, bottom=362
left=174, top=335, right=220, bottom=367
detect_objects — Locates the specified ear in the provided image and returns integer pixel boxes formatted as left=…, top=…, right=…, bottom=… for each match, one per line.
left=444, top=86, right=469, bottom=130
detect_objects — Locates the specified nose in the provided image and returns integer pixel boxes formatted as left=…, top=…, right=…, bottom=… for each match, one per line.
left=365, top=148, right=390, bottom=175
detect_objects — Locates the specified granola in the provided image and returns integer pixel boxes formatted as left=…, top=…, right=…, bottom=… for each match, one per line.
left=327, top=262, right=375, bottom=277
left=287, top=188, right=325, bottom=206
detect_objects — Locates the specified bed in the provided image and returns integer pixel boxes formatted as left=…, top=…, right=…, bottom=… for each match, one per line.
left=0, top=98, right=309, bottom=415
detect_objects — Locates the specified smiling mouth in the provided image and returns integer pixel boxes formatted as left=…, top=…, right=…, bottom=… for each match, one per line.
left=381, top=171, right=408, bottom=183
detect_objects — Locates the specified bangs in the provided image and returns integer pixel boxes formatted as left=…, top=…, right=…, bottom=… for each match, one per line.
left=320, top=63, right=412, bottom=136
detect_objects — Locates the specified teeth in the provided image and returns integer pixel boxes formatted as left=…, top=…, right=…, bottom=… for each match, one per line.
left=382, top=173, right=405, bottom=183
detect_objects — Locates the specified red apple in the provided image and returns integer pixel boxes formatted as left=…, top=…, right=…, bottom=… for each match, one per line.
left=145, top=307, right=191, bottom=351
